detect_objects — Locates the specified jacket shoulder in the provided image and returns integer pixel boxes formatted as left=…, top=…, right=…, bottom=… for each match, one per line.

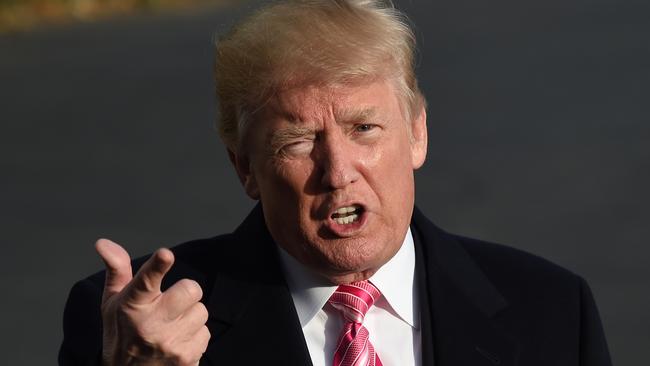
left=457, top=234, right=583, bottom=286
left=455, top=235, right=611, bottom=364
left=448, top=233, right=593, bottom=318
left=412, top=207, right=585, bottom=296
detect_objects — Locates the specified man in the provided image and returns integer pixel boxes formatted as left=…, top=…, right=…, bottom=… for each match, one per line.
left=59, top=1, right=612, bottom=365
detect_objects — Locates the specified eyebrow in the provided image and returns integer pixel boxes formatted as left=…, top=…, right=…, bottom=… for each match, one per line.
left=334, top=107, right=379, bottom=123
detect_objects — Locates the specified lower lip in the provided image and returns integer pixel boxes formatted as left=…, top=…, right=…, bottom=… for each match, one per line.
left=325, top=210, right=368, bottom=237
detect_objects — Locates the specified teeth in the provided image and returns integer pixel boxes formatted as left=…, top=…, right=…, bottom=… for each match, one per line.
left=334, top=214, right=359, bottom=225
left=334, top=206, right=357, bottom=214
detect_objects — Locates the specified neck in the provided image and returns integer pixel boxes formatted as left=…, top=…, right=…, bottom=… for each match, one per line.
left=323, top=269, right=378, bottom=285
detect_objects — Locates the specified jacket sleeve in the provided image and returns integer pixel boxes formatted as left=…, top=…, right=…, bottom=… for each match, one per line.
left=579, top=277, right=612, bottom=366
left=58, top=278, right=104, bottom=365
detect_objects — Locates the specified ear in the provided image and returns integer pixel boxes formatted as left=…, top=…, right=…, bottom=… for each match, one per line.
left=227, top=148, right=260, bottom=200
left=410, top=105, right=428, bottom=169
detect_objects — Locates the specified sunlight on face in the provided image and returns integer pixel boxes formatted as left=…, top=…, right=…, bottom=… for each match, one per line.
left=234, top=79, right=427, bottom=284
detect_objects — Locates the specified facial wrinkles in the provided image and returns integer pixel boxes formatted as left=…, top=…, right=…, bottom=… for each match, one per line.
left=264, top=81, right=404, bottom=198
left=240, top=79, right=422, bottom=284
left=269, top=125, right=315, bottom=156
left=262, top=91, right=321, bottom=154
left=277, top=107, right=358, bottom=220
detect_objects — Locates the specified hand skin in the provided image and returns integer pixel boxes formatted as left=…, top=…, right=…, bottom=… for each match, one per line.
left=96, top=239, right=211, bottom=366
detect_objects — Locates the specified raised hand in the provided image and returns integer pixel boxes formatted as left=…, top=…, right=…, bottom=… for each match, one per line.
left=96, top=239, right=210, bottom=366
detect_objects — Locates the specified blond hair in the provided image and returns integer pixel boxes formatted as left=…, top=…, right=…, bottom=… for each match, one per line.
left=214, top=0, right=425, bottom=151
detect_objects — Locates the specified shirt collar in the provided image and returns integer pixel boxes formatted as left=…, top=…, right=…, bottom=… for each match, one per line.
left=277, top=228, right=419, bottom=329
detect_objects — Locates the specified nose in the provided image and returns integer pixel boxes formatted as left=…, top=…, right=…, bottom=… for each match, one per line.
left=319, top=135, right=361, bottom=190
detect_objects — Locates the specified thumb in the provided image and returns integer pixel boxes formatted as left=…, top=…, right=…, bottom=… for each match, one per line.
left=96, top=238, right=133, bottom=302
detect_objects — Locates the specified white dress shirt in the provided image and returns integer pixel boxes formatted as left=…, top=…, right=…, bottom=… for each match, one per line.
left=278, top=228, right=421, bottom=366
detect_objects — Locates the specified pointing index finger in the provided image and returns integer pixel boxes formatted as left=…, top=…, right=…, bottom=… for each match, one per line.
left=125, top=247, right=175, bottom=304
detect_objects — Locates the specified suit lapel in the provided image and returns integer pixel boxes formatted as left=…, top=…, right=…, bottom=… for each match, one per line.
left=202, top=205, right=313, bottom=366
left=412, top=207, right=519, bottom=366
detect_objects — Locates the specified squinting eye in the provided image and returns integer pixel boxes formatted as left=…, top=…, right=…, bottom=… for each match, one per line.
left=356, top=124, right=375, bottom=132
left=281, top=140, right=314, bottom=156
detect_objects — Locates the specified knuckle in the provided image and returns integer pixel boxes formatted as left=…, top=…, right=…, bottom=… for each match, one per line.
left=201, top=325, right=211, bottom=343
left=194, top=302, right=209, bottom=322
left=198, top=327, right=211, bottom=353
left=178, top=279, right=202, bottom=300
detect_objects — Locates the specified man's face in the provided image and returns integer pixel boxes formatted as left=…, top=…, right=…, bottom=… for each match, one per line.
left=232, top=79, right=427, bottom=284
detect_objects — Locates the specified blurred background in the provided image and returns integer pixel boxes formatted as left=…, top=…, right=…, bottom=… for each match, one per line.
left=1, top=0, right=648, bottom=364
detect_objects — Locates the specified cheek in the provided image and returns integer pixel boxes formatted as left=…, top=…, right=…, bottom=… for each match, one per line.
left=365, top=135, right=414, bottom=179
left=261, top=160, right=320, bottom=240
left=260, top=159, right=314, bottom=202
left=365, top=137, right=415, bottom=211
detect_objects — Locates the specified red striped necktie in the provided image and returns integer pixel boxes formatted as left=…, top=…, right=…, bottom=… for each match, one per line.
left=328, top=280, right=383, bottom=366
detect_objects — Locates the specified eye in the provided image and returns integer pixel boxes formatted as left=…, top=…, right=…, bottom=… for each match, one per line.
left=355, top=123, right=375, bottom=132
left=280, top=139, right=314, bottom=157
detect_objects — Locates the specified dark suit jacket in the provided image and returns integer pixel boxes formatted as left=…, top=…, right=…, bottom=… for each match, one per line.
left=60, top=205, right=612, bottom=365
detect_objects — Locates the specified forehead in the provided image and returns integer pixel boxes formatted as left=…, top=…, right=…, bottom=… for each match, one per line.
left=260, top=80, right=403, bottom=124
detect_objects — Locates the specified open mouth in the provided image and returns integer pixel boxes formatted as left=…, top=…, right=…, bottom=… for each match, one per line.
left=330, top=205, right=364, bottom=225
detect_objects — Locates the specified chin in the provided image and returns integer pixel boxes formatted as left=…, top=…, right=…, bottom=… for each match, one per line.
left=312, top=237, right=393, bottom=279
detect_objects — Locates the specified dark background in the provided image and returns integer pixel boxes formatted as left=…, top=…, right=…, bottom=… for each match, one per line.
left=1, top=0, right=647, bottom=364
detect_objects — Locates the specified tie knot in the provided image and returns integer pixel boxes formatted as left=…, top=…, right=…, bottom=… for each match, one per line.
left=328, top=280, right=381, bottom=324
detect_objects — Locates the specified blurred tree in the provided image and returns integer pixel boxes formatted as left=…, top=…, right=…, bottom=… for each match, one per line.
left=0, top=0, right=236, bottom=33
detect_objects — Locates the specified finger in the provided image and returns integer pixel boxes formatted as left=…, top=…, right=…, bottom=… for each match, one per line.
left=125, top=247, right=174, bottom=303
left=183, top=325, right=211, bottom=366
left=160, top=279, right=203, bottom=320
left=172, top=323, right=211, bottom=366
left=177, top=301, right=209, bottom=333
left=96, top=238, right=133, bottom=302
left=194, top=325, right=211, bottom=357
